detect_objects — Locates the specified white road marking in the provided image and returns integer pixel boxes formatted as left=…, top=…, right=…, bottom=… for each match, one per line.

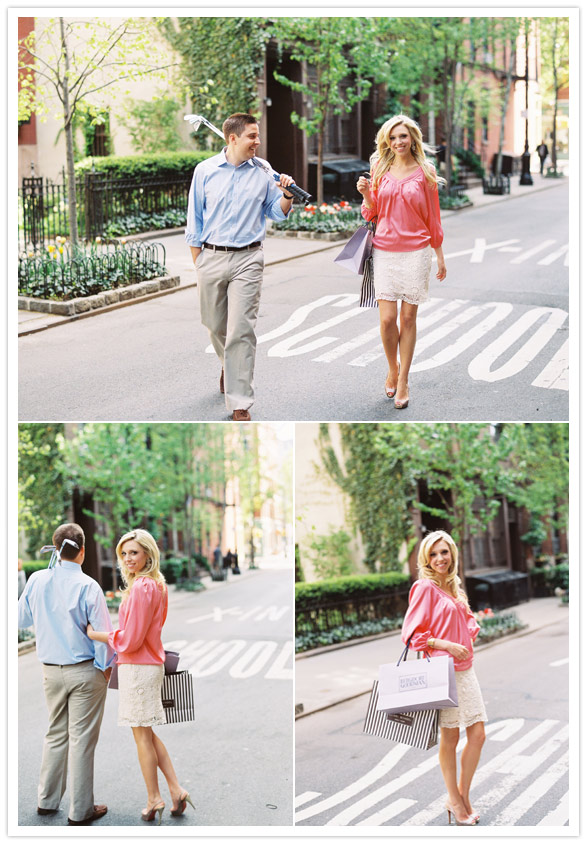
left=265, top=641, right=294, bottom=680
left=538, top=244, right=569, bottom=266
left=511, top=239, right=557, bottom=264
left=443, top=238, right=520, bottom=261
left=492, top=750, right=569, bottom=825
left=356, top=798, right=417, bottom=826
left=537, top=790, right=569, bottom=826
left=532, top=339, right=569, bottom=391
left=549, top=657, right=569, bottom=667
left=411, top=301, right=513, bottom=372
left=267, top=306, right=365, bottom=357
left=162, top=638, right=292, bottom=679
left=295, top=792, right=322, bottom=809
left=229, top=641, right=278, bottom=678
left=468, top=307, right=567, bottom=382
left=294, top=745, right=411, bottom=823
left=186, top=605, right=290, bottom=624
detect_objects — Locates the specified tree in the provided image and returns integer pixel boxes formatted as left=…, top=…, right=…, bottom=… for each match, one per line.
left=18, top=424, right=67, bottom=558
left=488, top=18, right=523, bottom=180
left=158, top=17, right=270, bottom=135
left=18, top=17, right=175, bottom=248
left=271, top=17, right=392, bottom=205
left=539, top=17, right=569, bottom=175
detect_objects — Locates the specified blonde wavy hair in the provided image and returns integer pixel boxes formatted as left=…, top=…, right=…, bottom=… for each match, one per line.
left=417, top=530, right=469, bottom=604
left=116, top=529, right=166, bottom=601
left=370, top=114, right=445, bottom=191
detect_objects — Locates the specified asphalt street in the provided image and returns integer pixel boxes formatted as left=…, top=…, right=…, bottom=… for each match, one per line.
left=295, top=615, right=570, bottom=828
left=18, top=183, right=569, bottom=422
left=17, top=565, right=293, bottom=828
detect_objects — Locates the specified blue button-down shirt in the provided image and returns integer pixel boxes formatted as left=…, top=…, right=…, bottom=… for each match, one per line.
left=18, top=560, right=115, bottom=671
left=185, top=150, right=290, bottom=248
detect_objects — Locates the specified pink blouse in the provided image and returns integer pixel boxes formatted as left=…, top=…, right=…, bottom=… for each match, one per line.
left=361, top=166, right=443, bottom=252
left=108, top=576, right=168, bottom=664
left=401, top=579, right=480, bottom=671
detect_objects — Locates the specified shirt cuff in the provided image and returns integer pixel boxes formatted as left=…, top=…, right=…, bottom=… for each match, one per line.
left=185, top=233, right=203, bottom=247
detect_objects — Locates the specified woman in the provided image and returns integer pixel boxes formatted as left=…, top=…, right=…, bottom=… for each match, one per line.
left=357, top=115, right=447, bottom=409
left=401, top=531, right=487, bottom=826
left=87, top=529, right=193, bottom=825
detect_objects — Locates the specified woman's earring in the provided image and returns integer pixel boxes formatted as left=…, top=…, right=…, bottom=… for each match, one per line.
left=411, top=143, right=416, bottom=153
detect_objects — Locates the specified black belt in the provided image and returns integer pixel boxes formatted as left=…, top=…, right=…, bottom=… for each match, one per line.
left=43, top=659, right=92, bottom=667
left=202, top=241, right=261, bottom=253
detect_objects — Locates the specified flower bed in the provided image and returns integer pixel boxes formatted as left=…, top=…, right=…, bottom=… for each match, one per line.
left=105, top=590, right=123, bottom=611
left=18, top=238, right=169, bottom=301
left=271, top=200, right=362, bottom=236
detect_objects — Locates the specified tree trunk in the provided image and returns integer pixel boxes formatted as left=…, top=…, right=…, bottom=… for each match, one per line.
left=551, top=20, right=558, bottom=174
left=59, top=18, right=79, bottom=249
left=495, top=33, right=518, bottom=180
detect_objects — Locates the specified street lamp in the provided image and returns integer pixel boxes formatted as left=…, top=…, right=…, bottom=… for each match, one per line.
left=520, top=19, right=533, bottom=186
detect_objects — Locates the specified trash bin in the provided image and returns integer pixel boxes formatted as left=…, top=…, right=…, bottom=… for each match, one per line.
left=491, top=153, right=515, bottom=176
left=466, top=570, right=529, bottom=611
left=308, top=158, right=371, bottom=202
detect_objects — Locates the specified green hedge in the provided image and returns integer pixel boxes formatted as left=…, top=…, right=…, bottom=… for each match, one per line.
left=530, top=563, right=569, bottom=596
left=23, top=561, right=48, bottom=578
left=74, top=150, right=217, bottom=180
left=296, top=615, right=403, bottom=652
left=295, top=572, right=411, bottom=610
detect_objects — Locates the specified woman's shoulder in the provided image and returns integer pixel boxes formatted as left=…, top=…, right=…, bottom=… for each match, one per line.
left=410, top=578, right=434, bottom=595
left=134, top=576, right=166, bottom=595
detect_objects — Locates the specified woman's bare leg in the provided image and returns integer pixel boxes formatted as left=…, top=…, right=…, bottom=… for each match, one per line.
left=151, top=731, right=186, bottom=810
left=396, top=301, right=419, bottom=403
left=378, top=300, right=399, bottom=393
left=458, top=721, right=486, bottom=815
left=131, top=727, right=164, bottom=809
left=438, top=727, right=469, bottom=822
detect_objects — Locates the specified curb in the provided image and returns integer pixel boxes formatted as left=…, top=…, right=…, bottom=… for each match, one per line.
left=294, top=612, right=567, bottom=720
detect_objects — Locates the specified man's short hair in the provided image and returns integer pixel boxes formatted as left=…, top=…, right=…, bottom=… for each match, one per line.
left=52, top=523, right=85, bottom=560
left=223, top=113, right=258, bottom=142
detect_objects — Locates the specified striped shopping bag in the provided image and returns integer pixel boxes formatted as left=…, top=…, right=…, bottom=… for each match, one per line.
left=363, top=680, right=439, bottom=751
left=161, top=671, right=195, bottom=724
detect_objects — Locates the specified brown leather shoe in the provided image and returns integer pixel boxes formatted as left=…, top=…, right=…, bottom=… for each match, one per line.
left=220, top=369, right=224, bottom=394
left=37, top=807, right=58, bottom=816
left=232, top=409, right=251, bottom=421
left=68, top=804, right=108, bottom=825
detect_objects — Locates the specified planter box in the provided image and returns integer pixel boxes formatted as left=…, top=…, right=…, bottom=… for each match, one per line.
left=18, top=275, right=180, bottom=315
left=482, top=175, right=511, bottom=195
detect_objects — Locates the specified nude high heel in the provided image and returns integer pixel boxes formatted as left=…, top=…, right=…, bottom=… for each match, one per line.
left=142, top=802, right=165, bottom=825
left=445, top=800, right=476, bottom=826
left=170, top=791, right=195, bottom=817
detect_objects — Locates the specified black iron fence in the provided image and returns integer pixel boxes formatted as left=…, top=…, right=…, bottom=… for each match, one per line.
left=18, top=169, right=192, bottom=248
left=296, top=589, right=410, bottom=635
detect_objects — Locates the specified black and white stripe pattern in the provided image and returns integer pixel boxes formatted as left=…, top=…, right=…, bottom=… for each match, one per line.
left=359, top=256, right=377, bottom=307
left=363, top=680, right=439, bottom=751
left=161, top=671, right=195, bottom=724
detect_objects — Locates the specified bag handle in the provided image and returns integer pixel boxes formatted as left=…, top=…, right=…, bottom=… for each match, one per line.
left=397, top=635, right=431, bottom=666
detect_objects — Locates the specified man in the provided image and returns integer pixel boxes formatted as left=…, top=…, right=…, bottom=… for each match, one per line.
left=18, top=523, right=114, bottom=826
left=186, top=113, right=295, bottom=421
left=536, top=140, right=549, bottom=175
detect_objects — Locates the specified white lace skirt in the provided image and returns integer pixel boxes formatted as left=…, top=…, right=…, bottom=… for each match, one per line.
left=117, top=663, right=166, bottom=727
left=439, top=666, right=487, bottom=729
left=373, top=245, right=432, bottom=305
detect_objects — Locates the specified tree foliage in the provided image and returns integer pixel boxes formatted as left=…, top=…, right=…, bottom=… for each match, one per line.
left=159, top=17, right=271, bottom=133
left=18, top=424, right=67, bottom=558
left=317, top=422, right=568, bottom=577
left=18, top=17, right=176, bottom=246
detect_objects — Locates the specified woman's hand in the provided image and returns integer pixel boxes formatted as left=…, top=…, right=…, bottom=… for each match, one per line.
left=86, top=623, right=109, bottom=643
left=435, top=247, right=447, bottom=281
left=356, top=176, right=371, bottom=196
left=435, top=638, right=470, bottom=661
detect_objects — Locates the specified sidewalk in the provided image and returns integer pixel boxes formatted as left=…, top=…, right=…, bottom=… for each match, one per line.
left=294, top=595, right=568, bottom=719
left=17, top=172, right=566, bottom=336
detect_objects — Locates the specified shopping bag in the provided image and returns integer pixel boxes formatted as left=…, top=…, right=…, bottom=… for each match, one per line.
left=162, top=670, right=195, bottom=724
left=108, top=650, right=181, bottom=690
left=359, top=254, right=376, bottom=307
left=333, top=225, right=373, bottom=274
left=376, top=642, right=458, bottom=714
left=363, top=680, right=439, bottom=750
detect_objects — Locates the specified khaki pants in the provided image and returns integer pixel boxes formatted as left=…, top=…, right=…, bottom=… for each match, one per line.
left=196, top=246, right=265, bottom=412
left=39, top=660, right=108, bottom=822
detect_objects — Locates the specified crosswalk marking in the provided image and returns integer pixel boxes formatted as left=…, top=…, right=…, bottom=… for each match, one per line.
left=538, top=244, right=569, bottom=266
left=295, top=791, right=322, bottom=809
left=163, top=638, right=293, bottom=680
left=468, top=307, right=567, bottom=383
left=511, top=239, right=557, bottom=264
left=537, top=790, right=569, bottom=826
left=492, top=750, right=569, bottom=825
left=296, top=719, right=569, bottom=827
left=294, top=745, right=410, bottom=823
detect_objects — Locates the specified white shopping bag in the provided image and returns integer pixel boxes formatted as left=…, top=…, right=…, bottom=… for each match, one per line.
left=376, top=646, right=458, bottom=714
